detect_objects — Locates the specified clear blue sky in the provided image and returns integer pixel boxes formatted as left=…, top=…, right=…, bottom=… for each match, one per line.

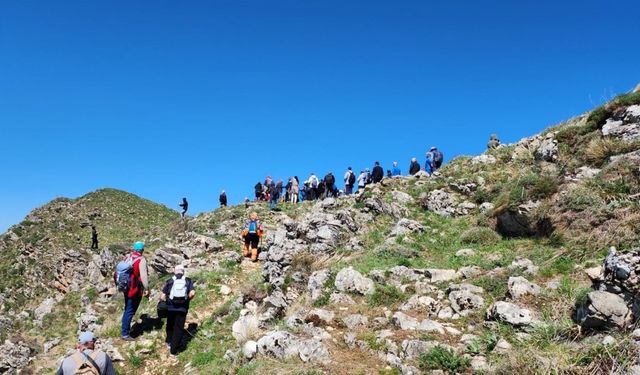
left=1, top=0, right=639, bottom=232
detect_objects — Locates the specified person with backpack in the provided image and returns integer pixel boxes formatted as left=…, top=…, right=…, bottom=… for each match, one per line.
left=357, top=170, right=367, bottom=192
left=409, top=158, right=421, bottom=175
left=344, top=167, right=356, bottom=195
left=307, top=173, right=319, bottom=200
left=371, top=162, right=384, bottom=183
left=241, top=212, right=264, bottom=261
left=179, top=198, right=188, bottom=218
left=324, top=172, right=336, bottom=198
left=269, top=181, right=281, bottom=210
left=428, top=147, right=444, bottom=170
left=160, top=265, right=196, bottom=357
left=391, top=161, right=402, bottom=176
left=254, top=182, right=263, bottom=201
left=90, top=225, right=98, bottom=250
left=487, top=134, right=501, bottom=149
left=219, top=191, right=227, bottom=207
left=56, top=331, right=116, bottom=375
left=424, top=152, right=434, bottom=174
left=114, top=241, right=149, bottom=341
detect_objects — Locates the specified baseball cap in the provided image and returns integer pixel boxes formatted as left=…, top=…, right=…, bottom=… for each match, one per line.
left=174, top=265, right=185, bottom=275
left=78, top=331, right=96, bottom=345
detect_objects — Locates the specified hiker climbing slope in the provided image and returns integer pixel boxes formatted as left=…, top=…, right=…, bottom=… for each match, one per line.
left=241, top=212, right=264, bottom=262
left=56, top=331, right=116, bottom=375
left=114, top=241, right=149, bottom=341
left=160, top=265, right=196, bottom=357
left=179, top=198, right=188, bottom=218
left=90, top=225, right=98, bottom=250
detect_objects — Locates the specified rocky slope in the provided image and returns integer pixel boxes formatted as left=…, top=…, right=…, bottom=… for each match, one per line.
left=2, top=89, right=640, bottom=374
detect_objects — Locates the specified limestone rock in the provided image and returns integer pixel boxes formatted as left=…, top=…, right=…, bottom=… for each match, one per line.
left=508, top=277, right=541, bottom=299
left=335, top=267, right=375, bottom=295
left=487, top=301, right=535, bottom=327
left=578, top=291, right=633, bottom=330
left=307, top=269, right=331, bottom=301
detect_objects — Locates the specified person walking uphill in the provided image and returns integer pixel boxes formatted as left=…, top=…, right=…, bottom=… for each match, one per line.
left=371, top=162, right=384, bottom=183
left=90, top=225, right=98, bottom=250
left=160, top=265, right=196, bottom=357
left=114, top=241, right=149, bottom=341
left=56, top=331, right=116, bottom=375
left=179, top=198, right=188, bottom=218
left=219, top=190, right=227, bottom=207
left=241, top=212, right=264, bottom=262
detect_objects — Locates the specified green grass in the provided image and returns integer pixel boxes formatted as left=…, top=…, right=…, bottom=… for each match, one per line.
left=418, top=346, right=470, bottom=374
left=367, top=284, right=407, bottom=306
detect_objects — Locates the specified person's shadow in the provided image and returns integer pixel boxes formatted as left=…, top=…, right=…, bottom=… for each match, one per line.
left=129, top=314, right=164, bottom=338
left=176, top=323, right=199, bottom=354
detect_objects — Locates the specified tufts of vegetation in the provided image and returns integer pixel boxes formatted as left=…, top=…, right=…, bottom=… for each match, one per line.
left=368, top=284, right=407, bottom=307
left=418, top=346, right=470, bottom=374
left=460, top=226, right=501, bottom=245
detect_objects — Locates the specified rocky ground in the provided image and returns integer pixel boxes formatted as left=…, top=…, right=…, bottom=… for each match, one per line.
left=1, top=89, right=640, bottom=374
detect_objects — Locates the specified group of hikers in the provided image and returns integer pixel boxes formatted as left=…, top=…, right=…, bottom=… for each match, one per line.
left=252, top=147, right=445, bottom=210
left=58, top=241, right=196, bottom=374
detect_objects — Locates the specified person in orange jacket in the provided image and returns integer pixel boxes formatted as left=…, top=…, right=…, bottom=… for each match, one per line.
left=241, top=212, right=265, bottom=261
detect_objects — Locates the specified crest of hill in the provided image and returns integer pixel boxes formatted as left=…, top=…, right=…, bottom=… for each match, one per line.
left=0, top=188, right=178, bottom=311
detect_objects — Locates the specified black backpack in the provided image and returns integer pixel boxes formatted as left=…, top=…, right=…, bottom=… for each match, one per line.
left=326, top=174, right=335, bottom=186
left=348, top=172, right=356, bottom=185
left=433, top=150, right=444, bottom=167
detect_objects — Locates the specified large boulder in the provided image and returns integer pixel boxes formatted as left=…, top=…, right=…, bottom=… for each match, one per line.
left=0, top=340, right=33, bottom=373
left=307, top=269, right=331, bottom=301
left=487, top=302, right=535, bottom=327
left=256, top=331, right=330, bottom=364
left=508, top=277, right=541, bottom=299
left=334, top=267, right=375, bottom=295
left=602, top=105, right=640, bottom=141
left=496, top=201, right=552, bottom=237
left=577, top=291, right=633, bottom=330
left=535, top=136, right=558, bottom=162
left=422, top=189, right=457, bottom=217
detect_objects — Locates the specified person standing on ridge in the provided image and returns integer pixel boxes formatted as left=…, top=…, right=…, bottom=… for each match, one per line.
left=269, top=181, right=280, bottom=210
left=179, top=198, right=188, bottom=218
left=391, top=161, right=401, bottom=176
left=219, top=191, right=227, bottom=207
left=290, top=177, right=299, bottom=203
left=371, top=162, right=384, bottom=183
left=324, top=172, right=336, bottom=198
left=344, top=167, right=356, bottom=195
left=91, top=225, right=99, bottom=250
left=424, top=152, right=434, bottom=175
left=409, top=158, right=421, bottom=175
left=114, top=241, right=149, bottom=341
left=160, top=264, right=196, bottom=357
left=241, top=212, right=264, bottom=261
left=427, top=147, right=444, bottom=171
left=254, top=182, right=263, bottom=201
left=56, top=331, right=116, bottom=375
left=357, top=170, right=367, bottom=192
left=307, top=173, right=319, bottom=200
left=487, top=134, right=501, bottom=149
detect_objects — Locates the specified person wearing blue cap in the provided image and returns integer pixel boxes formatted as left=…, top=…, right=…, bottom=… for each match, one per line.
left=56, top=331, right=116, bottom=374
left=114, top=241, right=149, bottom=341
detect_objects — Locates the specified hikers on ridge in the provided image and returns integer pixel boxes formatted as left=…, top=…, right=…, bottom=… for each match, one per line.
left=344, top=167, right=356, bottom=195
left=56, top=331, right=116, bottom=375
left=324, top=172, right=336, bottom=198
left=487, top=134, right=501, bottom=149
left=409, top=158, right=421, bottom=175
left=391, top=161, right=401, bottom=177
left=114, top=241, right=149, bottom=341
left=371, top=162, right=384, bottom=184
left=160, top=264, right=196, bottom=357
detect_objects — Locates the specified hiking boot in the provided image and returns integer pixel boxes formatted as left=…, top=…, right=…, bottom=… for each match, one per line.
left=250, top=248, right=258, bottom=262
left=121, top=336, right=136, bottom=341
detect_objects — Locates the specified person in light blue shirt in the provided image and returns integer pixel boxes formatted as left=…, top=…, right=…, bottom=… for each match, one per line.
left=391, top=161, right=401, bottom=176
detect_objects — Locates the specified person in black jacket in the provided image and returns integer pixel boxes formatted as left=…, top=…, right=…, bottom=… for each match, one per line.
left=371, top=162, right=384, bottom=183
left=91, top=225, right=99, bottom=250
left=409, top=158, right=421, bottom=175
left=179, top=198, right=188, bottom=218
left=160, top=265, right=195, bottom=357
left=324, top=172, right=336, bottom=198
left=254, top=182, right=263, bottom=201
left=219, top=191, right=227, bottom=207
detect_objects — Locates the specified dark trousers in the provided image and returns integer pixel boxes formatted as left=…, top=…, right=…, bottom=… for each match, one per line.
left=121, top=295, right=141, bottom=337
left=345, top=185, right=353, bottom=195
left=91, top=238, right=98, bottom=249
left=166, top=311, right=187, bottom=355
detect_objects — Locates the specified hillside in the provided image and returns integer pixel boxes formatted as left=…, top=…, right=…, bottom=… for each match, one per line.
left=2, top=90, right=640, bottom=374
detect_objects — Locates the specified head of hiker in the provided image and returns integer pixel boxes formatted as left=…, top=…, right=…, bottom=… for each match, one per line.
left=133, top=241, right=145, bottom=253
left=174, top=264, right=185, bottom=277
left=78, top=331, right=97, bottom=349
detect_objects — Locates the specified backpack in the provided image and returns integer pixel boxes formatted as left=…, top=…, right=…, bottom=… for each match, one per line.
left=70, top=351, right=101, bottom=375
left=348, top=172, right=356, bottom=185
left=433, top=150, right=444, bottom=166
left=310, top=176, right=318, bottom=188
left=169, top=276, right=188, bottom=306
left=115, top=255, right=140, bottom=293
left=325, top=174, right=335, bottom=186
left=248, top=220, right=259, bottom=234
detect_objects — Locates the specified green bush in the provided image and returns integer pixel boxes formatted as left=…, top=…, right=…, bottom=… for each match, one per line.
left=460, top=227, right=501, bottom=245
left=418, top=346, right=470, bottom=374
left=494, top=172, right=560, bottom=210
left=561, top=186, right=604, bottom=212
left=368, top=284, right=407, bottom=306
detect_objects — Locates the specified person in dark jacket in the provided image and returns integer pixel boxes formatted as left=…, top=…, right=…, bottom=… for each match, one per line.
left=91, top=225, right=99, bottom=250
left=324, top=172, right=336, bottom=198
left=371, top=162, right=384, bottom=183
left=343, top=167, right=356, bottom=195
left=409, top=158, right=421, bottom=175
left=219, top=191, right=227, bottom=207
left=269, top=181, right=280, bottom=210
left=179, top=198, right=188, bottom=218
left=160, top=265, right=196, bottom=356
left=254, top=182, right=263, bottom=201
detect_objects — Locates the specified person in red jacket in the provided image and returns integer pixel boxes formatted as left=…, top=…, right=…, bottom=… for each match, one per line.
left=115, top=241, right=149, bottom=341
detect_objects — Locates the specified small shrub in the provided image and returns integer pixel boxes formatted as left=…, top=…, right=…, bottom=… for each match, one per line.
left=460, top=227, right=501, bottom=245
left=368, top=284, right=406, bottom=306
left=494, top=172, right=560, bottom=210
left=561, top=186, right=604, bottom=212
left=584, top=137, right=640, bottom=166
left=128, top=354, right=144, bottom=368
left=418, top=346, right=470, bottom=374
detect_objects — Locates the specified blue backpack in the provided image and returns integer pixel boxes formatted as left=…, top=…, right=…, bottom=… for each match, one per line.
left=115, top=255, right=139, bottom=293
left=248, top=220, right=258, bottom=234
